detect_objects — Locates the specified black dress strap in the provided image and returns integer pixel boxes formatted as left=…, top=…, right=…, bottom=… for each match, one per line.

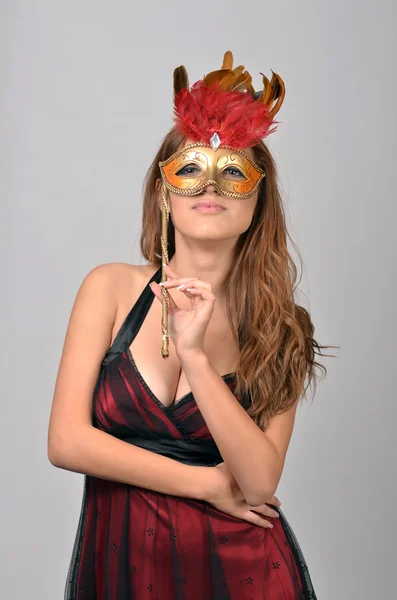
left=101, top=266, right=162, bottom=368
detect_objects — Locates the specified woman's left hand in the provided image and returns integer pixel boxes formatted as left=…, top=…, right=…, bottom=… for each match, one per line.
left=149, top=263, right=216, bottom=359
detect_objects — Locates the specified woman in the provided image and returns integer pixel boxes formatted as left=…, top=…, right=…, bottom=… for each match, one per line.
left=48, top=51, right=332, bottom=599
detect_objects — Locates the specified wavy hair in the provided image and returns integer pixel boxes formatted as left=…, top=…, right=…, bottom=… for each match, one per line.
left=140, top=127, right=338, bottom=431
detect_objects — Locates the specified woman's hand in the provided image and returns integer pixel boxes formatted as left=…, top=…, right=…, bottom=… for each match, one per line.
left=149, top=263, right=216, bottom=359
left=206, top=462, right=281, bottom=529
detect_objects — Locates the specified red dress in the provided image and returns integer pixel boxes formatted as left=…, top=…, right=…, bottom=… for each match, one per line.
left=64, top=267, right=318, bottom=599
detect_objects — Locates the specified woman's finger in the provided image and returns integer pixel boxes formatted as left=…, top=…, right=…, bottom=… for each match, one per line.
left=149, top=282, right=180, bottom=312
left=249, top=504, right=280, bottom=520
left=162, top=263, right=182, bottom=280
left=242, top=509, right=274, bottom=529
left=160, top=277, right=212, bottom=291
left=180, top=286, right=216, bottom=303
left=160, top=278, right=199, bottom=290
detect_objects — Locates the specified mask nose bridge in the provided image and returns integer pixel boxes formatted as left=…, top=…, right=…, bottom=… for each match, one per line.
left=202, top=157, right=223, bottom=190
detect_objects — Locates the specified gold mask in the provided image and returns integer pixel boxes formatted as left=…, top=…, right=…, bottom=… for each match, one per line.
left=158, top=143, right=265, bottom=199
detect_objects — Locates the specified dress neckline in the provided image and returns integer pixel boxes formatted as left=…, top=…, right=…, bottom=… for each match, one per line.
left=102, top=264, right=237, bottom=411
left=125, top=346, right=236, bottom=412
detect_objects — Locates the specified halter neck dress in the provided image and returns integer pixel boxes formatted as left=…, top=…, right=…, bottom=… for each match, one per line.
left=64, top=266, right=318, bottom=600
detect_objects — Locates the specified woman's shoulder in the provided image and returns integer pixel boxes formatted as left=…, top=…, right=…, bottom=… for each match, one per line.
left=86, top=261, right=154, bottom=280
left=83, top=261, right=158, bottom=305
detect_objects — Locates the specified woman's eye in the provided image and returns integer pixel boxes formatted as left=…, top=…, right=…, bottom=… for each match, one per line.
left=223, top=167, right=245, bottom=179
left=176, top=164, right=201, bottom=176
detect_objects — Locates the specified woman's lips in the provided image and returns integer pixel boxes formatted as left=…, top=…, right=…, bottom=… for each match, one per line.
left=193, top=205, right=226, bottom=213
left=192, top=201, right=226, bottom=212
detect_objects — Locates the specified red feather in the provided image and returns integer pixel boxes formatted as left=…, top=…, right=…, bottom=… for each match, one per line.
left=173, top=81, right=279, bottom=149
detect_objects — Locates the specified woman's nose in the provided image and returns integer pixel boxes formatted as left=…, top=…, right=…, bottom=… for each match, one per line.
left=200, top=182, right=219, bottom=194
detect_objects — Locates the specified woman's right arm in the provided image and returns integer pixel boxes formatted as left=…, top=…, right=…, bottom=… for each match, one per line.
left=47, top=263, right=218, bottom=502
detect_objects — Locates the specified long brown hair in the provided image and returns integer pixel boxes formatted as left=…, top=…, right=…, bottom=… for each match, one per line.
left=140, top=127, right=338, bottom=431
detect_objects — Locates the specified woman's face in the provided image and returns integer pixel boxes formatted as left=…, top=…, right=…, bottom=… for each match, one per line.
left=157, top=137, right=261, bottom=242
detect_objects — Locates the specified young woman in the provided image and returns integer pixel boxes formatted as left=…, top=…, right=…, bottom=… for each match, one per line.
left=48, top=51, right=331, bottom=599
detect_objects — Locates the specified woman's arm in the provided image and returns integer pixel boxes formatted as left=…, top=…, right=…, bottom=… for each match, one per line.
left=49, top=423, right=218, bottom=501
left=47, top=263, right=217, bottom=501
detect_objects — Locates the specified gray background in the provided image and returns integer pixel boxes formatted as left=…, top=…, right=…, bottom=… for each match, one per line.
left=1, top=1, right=396, bottom=598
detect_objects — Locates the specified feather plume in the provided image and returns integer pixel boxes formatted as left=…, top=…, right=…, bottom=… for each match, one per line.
left=172, top=51, right=285, bottom=148
left=173, top=65, right=189, bottom=96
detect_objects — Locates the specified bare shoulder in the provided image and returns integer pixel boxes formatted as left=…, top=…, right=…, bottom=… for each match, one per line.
left=84, top=262, right=159, bottom=316
left=82, top=262, right=151, bottom=292
left=94, top=261, right=157, bottom=297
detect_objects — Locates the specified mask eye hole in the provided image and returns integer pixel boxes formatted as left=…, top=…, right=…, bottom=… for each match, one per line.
left=175, top=163, right=203, bottom=177
left=222, top=166, right=247, bottom=180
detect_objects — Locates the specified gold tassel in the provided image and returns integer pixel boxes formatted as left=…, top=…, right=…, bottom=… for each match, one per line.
left=160, top=183, right=170, bottom=358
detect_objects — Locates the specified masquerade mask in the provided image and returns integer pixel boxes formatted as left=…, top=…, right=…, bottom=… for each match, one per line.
left=159, top=143, right=265, bottom=199
left=157, top=50, right=285, bottom=358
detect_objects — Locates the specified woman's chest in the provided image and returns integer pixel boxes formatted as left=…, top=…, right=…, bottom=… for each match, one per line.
left=128, top=309, right=240, bottom=409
